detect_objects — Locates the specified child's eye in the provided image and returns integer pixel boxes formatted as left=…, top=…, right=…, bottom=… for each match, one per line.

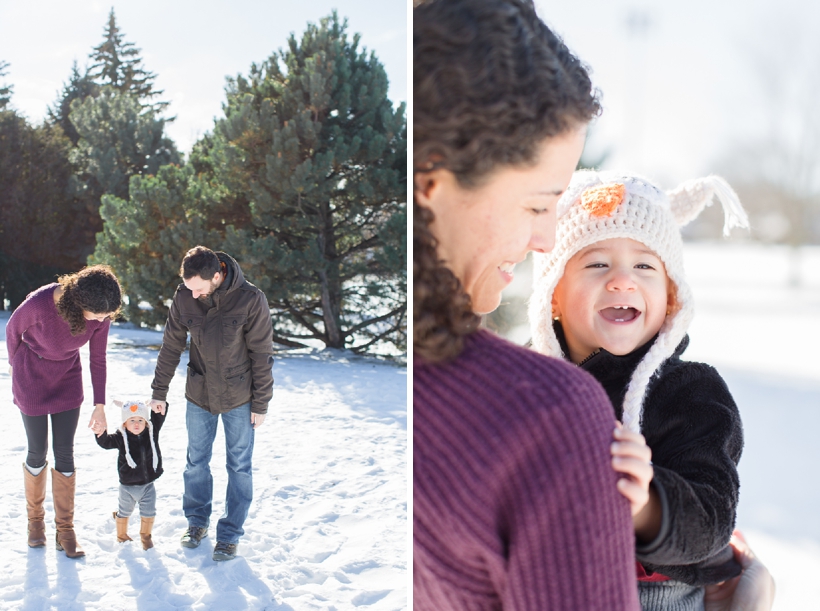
left=635, top=263, right=656, bottom=270
left=585, top=263, right=608, bottom=269
left=530, top=207, right=549, bottom=215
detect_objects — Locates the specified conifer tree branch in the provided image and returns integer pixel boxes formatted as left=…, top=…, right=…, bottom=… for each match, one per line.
left=282, top=298, right=325, bottom=338
left=342, top=304, right=406, bottom=339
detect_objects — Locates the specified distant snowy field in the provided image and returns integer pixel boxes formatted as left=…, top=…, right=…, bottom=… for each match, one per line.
left=0, top=318, right=407, bottom=610
left=681, top=244, right=820, bottom=611
left=504, top=242, right=820, bottom=611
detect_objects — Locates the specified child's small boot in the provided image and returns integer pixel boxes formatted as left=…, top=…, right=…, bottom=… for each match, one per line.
left=140, top=517, right=155, bottom=550
left=113, top=511, right=132, bottom=543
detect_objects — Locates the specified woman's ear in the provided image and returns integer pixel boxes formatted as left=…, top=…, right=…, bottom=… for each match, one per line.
left=414, top=167, right=456, bottom=213
left=414, top=170, right=440, bottom=207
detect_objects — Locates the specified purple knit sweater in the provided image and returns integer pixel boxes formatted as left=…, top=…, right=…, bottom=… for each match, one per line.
left=6, top=284, right=109, bottom=416
left=414, top=330, right=640, bottom=610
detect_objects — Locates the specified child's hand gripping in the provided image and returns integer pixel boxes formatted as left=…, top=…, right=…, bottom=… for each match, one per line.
left=90, top=419, right=106, bottom=437
left=612, top=422, right=662, bottom=542
left=611, top=423, right=653, bottom=516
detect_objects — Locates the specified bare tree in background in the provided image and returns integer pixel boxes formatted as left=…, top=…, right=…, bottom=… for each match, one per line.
left=697, top=24, right=820, bottom=285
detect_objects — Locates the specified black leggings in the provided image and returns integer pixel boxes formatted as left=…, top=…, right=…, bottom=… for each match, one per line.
left=20, top=408, right=81, bottom=473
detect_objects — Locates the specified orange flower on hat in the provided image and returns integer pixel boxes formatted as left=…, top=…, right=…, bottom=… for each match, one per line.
left=581, top=183, right=626, bottom=217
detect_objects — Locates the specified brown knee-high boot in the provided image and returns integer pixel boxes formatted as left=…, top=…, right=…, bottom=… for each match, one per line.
left=140, top=517, right=155, bottom=550
left=51, top=469, right=85, bottom=558
left=23, top=463, right=47, bottom=547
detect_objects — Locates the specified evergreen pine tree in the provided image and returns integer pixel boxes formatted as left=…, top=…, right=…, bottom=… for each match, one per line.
left=90, top=164, right=220, bottom=325
left=0, top=61, right=12, bottom=110
left=0, top=111, right=90, bottom=308
left=88, top=8, right=168, bottom=113
left=69, top=88, right=179, bottom=200
left=213, top=12, right=406, bottom=353
left=48, top=61, right=101, bottom=145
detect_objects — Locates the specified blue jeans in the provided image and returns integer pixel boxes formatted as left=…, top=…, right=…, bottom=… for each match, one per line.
left=183, top=401, right=255, bottom=544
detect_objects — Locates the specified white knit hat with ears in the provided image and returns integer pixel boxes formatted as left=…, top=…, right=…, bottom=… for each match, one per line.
left=113, top=399, right=158, bottom=471
left=529, top=170, right=748, bottom=433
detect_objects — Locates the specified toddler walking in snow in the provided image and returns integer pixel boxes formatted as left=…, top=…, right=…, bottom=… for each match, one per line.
left=91, top=399, right=165, bottom=550
left=529, top=171, right=747, bottom=611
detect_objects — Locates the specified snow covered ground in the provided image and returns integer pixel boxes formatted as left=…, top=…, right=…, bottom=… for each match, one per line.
left=503, top=242, right=820, bottom=611
left=0, top=320, right=407, bottom=610
left=0, top=241, right=817, bottom=610
left=681, top=244, right=820, bottom=611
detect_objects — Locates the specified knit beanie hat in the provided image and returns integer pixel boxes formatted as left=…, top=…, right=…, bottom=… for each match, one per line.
left=112, top=399, right=158, bottom=470
left=529, top=170, right=748, bottom=433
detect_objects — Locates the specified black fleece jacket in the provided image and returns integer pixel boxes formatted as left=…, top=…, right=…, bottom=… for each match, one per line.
left=95, top=407, right=166, bottom=486
left=555, top=322, right=744, bottom=586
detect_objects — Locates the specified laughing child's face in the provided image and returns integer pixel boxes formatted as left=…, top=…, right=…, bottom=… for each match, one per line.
left=124, top=416, right=147, bottom=435
left=552, top=238, right=674, bottom=364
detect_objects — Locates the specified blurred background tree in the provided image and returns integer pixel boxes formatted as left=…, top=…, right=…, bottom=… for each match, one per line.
left=685, top=30, right=820, bottom=286
left=0, top=60, right=12, bottom=110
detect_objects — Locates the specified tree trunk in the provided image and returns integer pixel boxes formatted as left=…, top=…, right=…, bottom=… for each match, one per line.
left=318, top=201, right=343, bottom=348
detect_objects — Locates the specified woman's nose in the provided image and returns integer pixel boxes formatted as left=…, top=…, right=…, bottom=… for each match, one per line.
left=528, top=223, right=556, bottom=254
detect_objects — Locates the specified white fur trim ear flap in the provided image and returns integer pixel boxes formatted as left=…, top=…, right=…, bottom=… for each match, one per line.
left=667, top=175, right=749, bottom=235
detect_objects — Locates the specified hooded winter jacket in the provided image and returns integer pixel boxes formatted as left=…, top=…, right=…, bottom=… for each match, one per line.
left=151, top=252, right=274, bottom=415
left=95, top=407, right=165, bottom=486
left=555, top=321, right=744, bottom=586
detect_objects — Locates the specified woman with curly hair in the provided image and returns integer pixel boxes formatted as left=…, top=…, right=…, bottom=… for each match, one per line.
left=6, top=265, right=121, bottom=558
left=413, top=0, right=640, bottom=608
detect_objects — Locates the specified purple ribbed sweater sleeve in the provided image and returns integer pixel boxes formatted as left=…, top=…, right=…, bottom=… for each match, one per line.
left=88, top=320, right=110, bottom=406
left=414, top=330, right=639, bottom=611
left=5, top=297, right=29, bottom=365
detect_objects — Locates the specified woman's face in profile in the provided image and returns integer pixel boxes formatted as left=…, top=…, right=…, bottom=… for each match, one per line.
left=417, top=127, right=586, bottom=314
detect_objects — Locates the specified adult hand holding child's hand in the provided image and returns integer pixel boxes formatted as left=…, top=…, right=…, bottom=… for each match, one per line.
left=149, top=399, right=167, bottom=415
left=88, top=403, right=107, bottom=431
left=90, top=419, right=105, bottom=437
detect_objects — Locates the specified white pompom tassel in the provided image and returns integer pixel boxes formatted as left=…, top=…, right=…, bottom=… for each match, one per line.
left=120, top=428, right=137, bottom=469
left=706, top=176, right=749, bottom=236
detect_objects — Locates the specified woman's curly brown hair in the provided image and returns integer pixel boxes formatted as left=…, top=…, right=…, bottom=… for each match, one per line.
left=56, top=265, right=122, bottom=336
left=414, top=0, right=601, bottom=363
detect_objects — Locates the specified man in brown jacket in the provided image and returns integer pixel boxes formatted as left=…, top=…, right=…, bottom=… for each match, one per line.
left=149, top=246, right=273, bottom=561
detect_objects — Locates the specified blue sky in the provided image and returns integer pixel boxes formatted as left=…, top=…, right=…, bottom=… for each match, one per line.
left=0, top=0, right=407, bottom=154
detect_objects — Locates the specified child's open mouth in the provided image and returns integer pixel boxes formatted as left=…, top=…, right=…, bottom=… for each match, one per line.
left=599, top=306, right=640, bottom=323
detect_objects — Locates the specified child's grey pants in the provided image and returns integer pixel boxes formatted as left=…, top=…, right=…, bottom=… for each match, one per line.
left=639, top=580, right=705, bottom=611
left=116, top=482, right=156, bottom=518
